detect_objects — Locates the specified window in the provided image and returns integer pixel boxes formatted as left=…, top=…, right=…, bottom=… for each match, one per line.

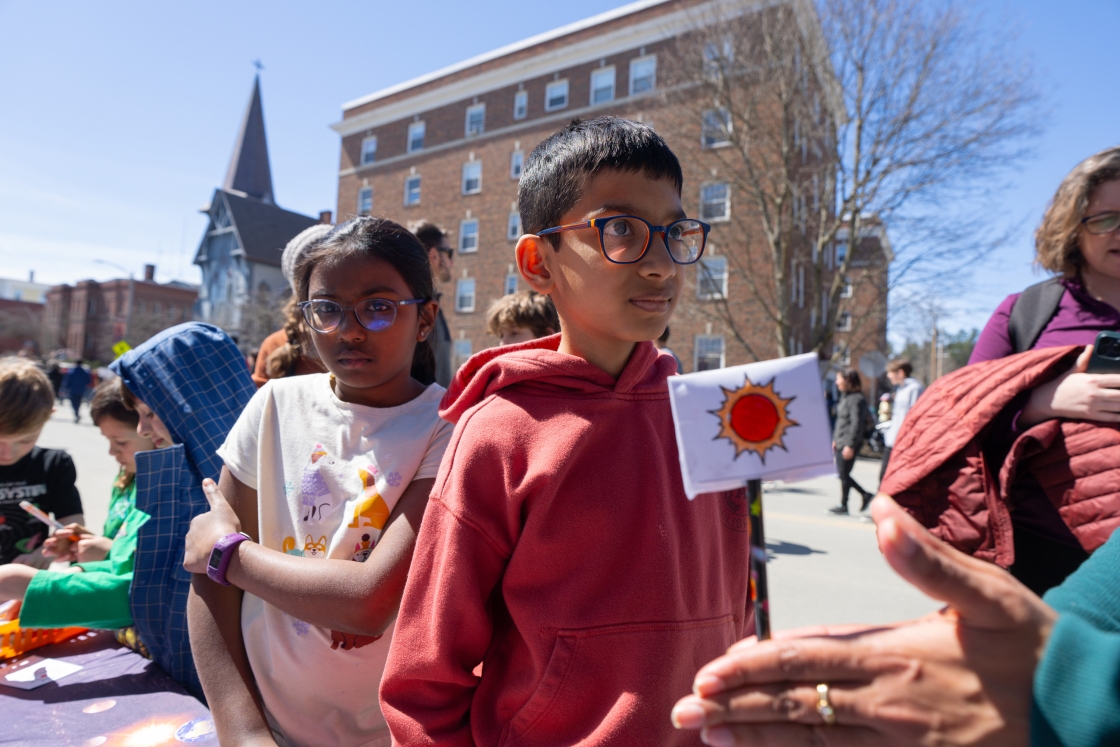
left=837, top=312, right=852, bottom=331
left=455, top=278, right=476, bottom=312
left=454, top=339, right=473, bottom=370
left=404, top=175, right=421, bottom=206
left=407, top=121, right=425, bottom=153
left=507, top=211, right=522, bottom=241
left=504, top=273, right=518, bottom=295
left=700, top=183, right=730, bottom=221
left=834, top=343, right=851, bottom=366
left=835, top=242, right=847, bottom=266
left=695, top=335, right=725, bottom=371
left=798, top=264, right=805, bottom=307
left=629, top=56, right=656, bottom=95
left=360, top=136, right=377, bottom=165
left=590, top=67, right=615, bottom=104
left=465, top=104, right=485, bottom=137
left=840, top=276, right=853, bottom=298
left=545, top=79, right=569, bottom=112
left=701, top=108, right=731, bottom=148
left=703, top=39, right=733, bottom=80
left=510, top=150, right=524, bottom=179
left=358, top=186, right=372, bottom=215
left=513, top=90, right=528, bottom=120
left=461, top=161, right=482, bottom=195
left=697, top=256, right=728, bottom=300
left=459, top=219, right=479, bottom=253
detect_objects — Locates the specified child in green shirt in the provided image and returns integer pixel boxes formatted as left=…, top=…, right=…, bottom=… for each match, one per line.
left=0, top=379, right=156, bottom=628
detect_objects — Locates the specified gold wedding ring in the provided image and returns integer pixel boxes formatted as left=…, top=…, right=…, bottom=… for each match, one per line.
left=816, top=683, right=836, bottom=726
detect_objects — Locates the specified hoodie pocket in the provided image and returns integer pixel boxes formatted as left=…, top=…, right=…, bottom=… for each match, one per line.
left=502, top=614, right=736, bottom=747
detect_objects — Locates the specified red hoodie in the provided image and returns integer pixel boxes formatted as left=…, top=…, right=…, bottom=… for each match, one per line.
left=380, top=336, right=751, bottom=746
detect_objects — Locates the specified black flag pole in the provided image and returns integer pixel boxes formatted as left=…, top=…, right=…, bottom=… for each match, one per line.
left=747, top=478, right=771, bottom=640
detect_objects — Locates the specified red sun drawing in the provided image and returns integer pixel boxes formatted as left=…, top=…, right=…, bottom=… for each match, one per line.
left=710, top=377, right=798, bottom=461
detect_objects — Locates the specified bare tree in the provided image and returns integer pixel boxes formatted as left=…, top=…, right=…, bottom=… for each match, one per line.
left=663, top=0, right=1038, bottom=363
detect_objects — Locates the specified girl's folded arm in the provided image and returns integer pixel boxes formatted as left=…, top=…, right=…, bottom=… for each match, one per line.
left=224, top=474, right=434, bottom=636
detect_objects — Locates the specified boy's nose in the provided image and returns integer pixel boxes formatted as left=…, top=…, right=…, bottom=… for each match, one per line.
left=641, top=232, right=678, bottom=276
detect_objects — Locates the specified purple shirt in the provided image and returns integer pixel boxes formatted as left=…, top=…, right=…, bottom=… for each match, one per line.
left=970, top=277, right=1120, bottom=364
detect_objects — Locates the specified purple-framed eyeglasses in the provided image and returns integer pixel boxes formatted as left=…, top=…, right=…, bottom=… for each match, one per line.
left=536, top=215, right=711, bottom=264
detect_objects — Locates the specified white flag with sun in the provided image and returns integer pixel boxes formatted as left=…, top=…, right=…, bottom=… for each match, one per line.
left=668, top=353, right=836, bottom=499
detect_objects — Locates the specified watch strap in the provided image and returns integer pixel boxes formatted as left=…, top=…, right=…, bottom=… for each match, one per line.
left=207, top=532, right=252, bottom=586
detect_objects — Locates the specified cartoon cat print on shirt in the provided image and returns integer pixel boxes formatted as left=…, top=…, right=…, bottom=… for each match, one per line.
left=348, top=465, right=390, bottom=530
left=301, top=445, right=336, bottom=522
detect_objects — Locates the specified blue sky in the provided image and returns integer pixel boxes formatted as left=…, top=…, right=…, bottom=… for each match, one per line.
left=0, top=0, right=1116, bottom=341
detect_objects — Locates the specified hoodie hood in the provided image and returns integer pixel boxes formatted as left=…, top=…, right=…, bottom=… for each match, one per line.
left=111, top=322, right=255, bottom=482
left=440, top=334, right=677, bottom=424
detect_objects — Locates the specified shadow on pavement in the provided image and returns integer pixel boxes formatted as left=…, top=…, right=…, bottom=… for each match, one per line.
left=766, top=540, right=827, bottom=556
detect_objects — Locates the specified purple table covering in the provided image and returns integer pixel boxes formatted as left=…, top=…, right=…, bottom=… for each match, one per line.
left=0, top=630, right=214, bottom=746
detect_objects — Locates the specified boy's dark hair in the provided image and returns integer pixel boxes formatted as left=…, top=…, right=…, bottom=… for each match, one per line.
left=90, top=378, right=139, bottom=429
left=413, top=221, right=446, bottom=251
left=294, top=217, right=437, bottom=385
left=486, top=291, right=560, bottom=339
left=0, top=358, right=54, bottom=434
left=838, top=368, right=862, bottom=392
left=886, top=358, right=913, bottom=377
left=518, top=116, right=684, bottom=248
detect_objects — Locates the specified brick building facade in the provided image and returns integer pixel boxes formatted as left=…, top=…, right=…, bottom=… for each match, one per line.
left=42, top=264, right=198, bottom=362
left=331, top=0, right=888, bottom=375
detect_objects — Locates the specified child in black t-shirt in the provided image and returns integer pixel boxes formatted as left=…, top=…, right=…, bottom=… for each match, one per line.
left=0, top=359, right=83, bottom=567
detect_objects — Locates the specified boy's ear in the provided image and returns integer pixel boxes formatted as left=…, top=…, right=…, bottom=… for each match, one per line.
left=515, top=234, right=554, bottom=295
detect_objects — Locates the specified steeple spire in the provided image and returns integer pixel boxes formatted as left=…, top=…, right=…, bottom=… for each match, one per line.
left=223, top=75, right=275, bottom=204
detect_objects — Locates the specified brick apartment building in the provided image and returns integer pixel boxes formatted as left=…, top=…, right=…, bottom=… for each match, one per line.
left=42, top=264, right=198, bottom=362
left=331, top=0, right=888, bottom=374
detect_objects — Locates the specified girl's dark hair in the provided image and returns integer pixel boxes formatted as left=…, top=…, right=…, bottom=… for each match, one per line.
left=292, top=217, right=437, bottom=385
left=838, top=368, right=862, bottom=392
left=89, top=378, right=140, bottom=490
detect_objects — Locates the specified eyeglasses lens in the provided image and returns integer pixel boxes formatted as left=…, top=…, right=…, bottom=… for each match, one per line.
left=355, top=300, right=396, bottom=331
left=305, top=301, right=343, bottom=332
left=667, top=220, right=705, bottom=263
left=1085, top=212, right=1120, bottom=235
left=600, top=217, right=649, bottom=262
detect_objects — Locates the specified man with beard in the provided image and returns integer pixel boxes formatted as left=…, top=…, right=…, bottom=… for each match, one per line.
left=414, top=221, right=454, bottom=387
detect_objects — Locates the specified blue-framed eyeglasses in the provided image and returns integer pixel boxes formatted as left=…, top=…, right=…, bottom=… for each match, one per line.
left=298, top=298, right=427, bottom=333
left=536, top=215, right=710, bottom=264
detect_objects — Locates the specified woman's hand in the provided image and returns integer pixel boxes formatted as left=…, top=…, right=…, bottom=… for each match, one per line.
left=841, top=445, right=855, bottom=460
left=1022, top=345, right=1120, bottom=427
left=670, top=496, right=1056, bottom=747
left=183, top=478, right=243, bottom=574
left=41, top=523, right=95, bottom=561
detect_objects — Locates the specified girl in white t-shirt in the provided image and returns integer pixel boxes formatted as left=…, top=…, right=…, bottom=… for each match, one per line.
left=183, top=217, right=454, bottom=747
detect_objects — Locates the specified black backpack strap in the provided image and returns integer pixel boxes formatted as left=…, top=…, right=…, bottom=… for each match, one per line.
left=1008, top=278, right=1066, bottom=354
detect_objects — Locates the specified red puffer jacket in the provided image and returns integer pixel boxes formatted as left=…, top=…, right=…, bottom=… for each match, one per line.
left=880, top=345, right=1120, bottom=567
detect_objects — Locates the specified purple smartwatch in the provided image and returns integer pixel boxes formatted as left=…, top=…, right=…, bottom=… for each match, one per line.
left=207, top=532, right=252, bottom=585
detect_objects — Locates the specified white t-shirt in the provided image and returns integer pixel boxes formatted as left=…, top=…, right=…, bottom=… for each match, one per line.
left=218, top=374, right=453, bottom=747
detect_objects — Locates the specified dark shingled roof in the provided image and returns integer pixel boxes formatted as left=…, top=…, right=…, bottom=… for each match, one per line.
left=220, top=190, right=319, bottom=266
left=224, top=76, right=274, bottom=203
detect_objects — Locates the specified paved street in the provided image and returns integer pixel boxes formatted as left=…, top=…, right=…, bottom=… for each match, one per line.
left=39, top=405, right=940, bottom=631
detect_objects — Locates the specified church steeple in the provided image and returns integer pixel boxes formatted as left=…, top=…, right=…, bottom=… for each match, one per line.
left=223, top=75, right=275, bottom=204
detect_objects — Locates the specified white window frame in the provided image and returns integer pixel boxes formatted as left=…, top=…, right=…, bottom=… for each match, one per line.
left=840, top=275, right=853, bottom=298
left=455, top=278, right=476, bottom=313
left=590, top=66, right=615, bottom=104
left=465, top=103, right=486, bottom=137
left=513, top=90, right=528, bottom=120
left=545, top=79, right=569, bottom=112
left=700, top=183, right=731, bottom=222
left=404, top=174, right=421, bottom=206
left=407, top=121, right=425, bottom=153
left=459, top=219, right=479, bottom=253
left=357, top=186, right=372, bottom=215
left=360, top=136, right=378, bottom=165
left=701, top=108, right=731, bottom=148
left=461, top=161, right=482, bottom=195
left=697, top=256, right=728, bottom=300
left=703, top=39, right=733, bottom=80
left=453, top=339, right=473, bottom=369
left=694, top=335, right=726, bottom=371
left=504, top=274, right=518, bottom=295
left=507, top=211, right=522, bottom=241
left=629, top=55, right=657, bottom=95
left=837, top=311, right=852, bottom=331
left=510, top=150, right=524, bottom=179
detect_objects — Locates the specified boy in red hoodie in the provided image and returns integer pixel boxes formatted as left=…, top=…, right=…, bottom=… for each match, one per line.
left=380, top=116, right=751, bottom=746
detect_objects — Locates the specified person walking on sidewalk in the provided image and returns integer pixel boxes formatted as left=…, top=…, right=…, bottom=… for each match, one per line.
left=880, top=358, right=924, bottom=481
left=829, top=368, right=873, bottom=515
left=61, top=361, right=91, bottom=423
